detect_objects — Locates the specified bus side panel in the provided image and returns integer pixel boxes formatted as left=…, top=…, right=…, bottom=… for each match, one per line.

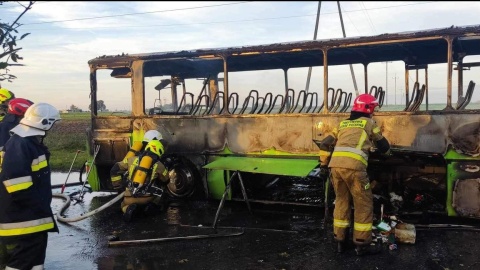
left=87, top=117, right=133, bottom=190
left=109, top=113, right=480, bottom=159
left=446, top=148, right=480, bottom=218
left=89, top=112, right=480, bottom=213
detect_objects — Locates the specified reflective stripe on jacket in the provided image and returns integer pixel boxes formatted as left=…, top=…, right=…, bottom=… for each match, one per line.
left=328, top=117, right=384, bottom=171
left=0, top=134, right=58, bottom=237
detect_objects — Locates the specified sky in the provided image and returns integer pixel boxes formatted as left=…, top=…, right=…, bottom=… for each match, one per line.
left=2, top=1, right=480, bottom=111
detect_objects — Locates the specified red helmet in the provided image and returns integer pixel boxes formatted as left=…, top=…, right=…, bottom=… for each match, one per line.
left=351, top=94, right=379, bottom=114
left=8, top=98, right=34, bottom=116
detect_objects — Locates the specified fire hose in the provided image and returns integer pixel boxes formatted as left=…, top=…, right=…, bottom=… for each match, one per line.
left=52, top=191, right=125, bottom=223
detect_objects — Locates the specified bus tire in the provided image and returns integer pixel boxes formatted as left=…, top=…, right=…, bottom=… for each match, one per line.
left=166, top=156, right=204, bottom=199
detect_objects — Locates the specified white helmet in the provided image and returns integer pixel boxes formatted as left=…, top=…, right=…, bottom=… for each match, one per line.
left=143, top=130, right=162, bottom=143
left=11, top=103, right=61, bottom=137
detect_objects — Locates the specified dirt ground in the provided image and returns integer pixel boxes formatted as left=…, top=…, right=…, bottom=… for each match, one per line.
left=45, top=185, right=480, bottom=270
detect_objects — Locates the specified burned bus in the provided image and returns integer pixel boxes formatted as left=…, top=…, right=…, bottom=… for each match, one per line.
left=85, top=24, right=480, bottom=219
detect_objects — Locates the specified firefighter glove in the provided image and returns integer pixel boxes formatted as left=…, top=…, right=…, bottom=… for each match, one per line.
left=168, top=169, right=176, bottom=181
left=110, top=174, right=122, bottom=190
left=319, top=165, right=329, bottom=179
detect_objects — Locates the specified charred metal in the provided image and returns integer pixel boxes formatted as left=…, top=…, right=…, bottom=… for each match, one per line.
left=84, top=24, right=480, bottom=221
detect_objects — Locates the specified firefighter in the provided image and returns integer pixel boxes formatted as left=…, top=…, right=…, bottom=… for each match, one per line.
left=109, top=130, right=163, bottom=190
left=119, top=139, right=170, bottom=222
left=0, top=103, right=61, bottom=269
left=0, top=98, right=34, bottom=151
left=0, top=88, right=15, bottom=122
left=318, top=93, right=390, bottom=256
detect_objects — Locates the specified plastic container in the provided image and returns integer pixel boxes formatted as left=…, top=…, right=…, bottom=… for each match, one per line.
left=395, top=223, right=416, bottom=244
left=376, top=221, right=392, bottom=232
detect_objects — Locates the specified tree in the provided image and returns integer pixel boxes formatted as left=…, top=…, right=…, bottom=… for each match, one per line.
left=88, top=100, right=107, bottom=112
left=0, top=1, right=35, bottom=82
left=97, top=100, right=106, bottom=111
left=69, top=104, right=82, bottom=112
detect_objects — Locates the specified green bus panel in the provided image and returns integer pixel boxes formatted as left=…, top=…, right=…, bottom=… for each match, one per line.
left=204, top=157, right=319, bottom=177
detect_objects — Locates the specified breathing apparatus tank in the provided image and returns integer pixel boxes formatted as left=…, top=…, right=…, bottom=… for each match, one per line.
left=124, top=130, right=162, bottom=161
left=129, top=140, right=164, bottom=196
left=123, top=141, right=144, bottom=161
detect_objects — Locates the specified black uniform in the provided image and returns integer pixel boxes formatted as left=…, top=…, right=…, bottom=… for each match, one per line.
left=0, top=114, right=21, bottom=151
left=0, top=134, right=59, bottom=270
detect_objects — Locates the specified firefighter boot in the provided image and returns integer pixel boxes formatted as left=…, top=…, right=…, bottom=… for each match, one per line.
left=337, top=227, right=352, bottom=253
left=143, top=202, right=165, bottom=216
left=355, top=242, right=381, bottom=256
left=336, top=241, right=346, bottom=253
left=334, top=227, right=350, bottom=253
left=123, top=204, right=138, bottom=222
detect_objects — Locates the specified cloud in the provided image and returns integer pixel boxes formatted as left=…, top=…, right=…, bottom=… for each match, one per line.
left=3, top=1, right=480, bottom=110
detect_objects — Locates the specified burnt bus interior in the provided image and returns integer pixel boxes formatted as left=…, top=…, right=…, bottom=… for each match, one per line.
left=87, top=25, right=480, bottom=219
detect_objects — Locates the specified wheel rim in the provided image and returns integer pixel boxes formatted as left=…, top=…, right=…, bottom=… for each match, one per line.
left=167, top=165, right=195, bottom=197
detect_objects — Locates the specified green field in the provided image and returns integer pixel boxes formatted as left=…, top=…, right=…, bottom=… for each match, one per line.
left=45, top=112, right=91, bottom=172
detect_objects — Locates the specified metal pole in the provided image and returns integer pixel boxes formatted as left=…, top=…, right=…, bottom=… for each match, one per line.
left=237, top=172, right=252, bottom=215
left=364, top=64, right=368, bottom=94
left=108, top=230, right=245, bottom=247
left=446, top=37, right=453, bottom=109
left=405, top=67, right=409, bottom=108
left=337, top=1, right=359, bottom=96
left=284, top=69, right=290, bottom=111
left=386, top=62, right=388, bottom=106
left=394, top=74, right=397, bottom=105
left=305, top=1, right=321, bottom=93
left=212, top=171, right=235, bottom=231
left=220, top=55, right=229, bottom=114
left=78, top=144, right=100, bottom=201
left=61, top=150, right=83, bottom=194
left=425, top=66, right=429, bottom=111
left=323, top=49, right=329, bottom=113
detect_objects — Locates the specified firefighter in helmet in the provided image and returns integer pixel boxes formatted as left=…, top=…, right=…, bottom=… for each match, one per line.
left=0, top=103, right=61, bottom=269
left=110, top=130, right=163, bottom=190
left=318, top=93, right=390, bottom=256
left=0, top=88, right=15, bottom=121
left=119, top=138, right=170, bottom=222
left=0, top=98, right=34, bottom=151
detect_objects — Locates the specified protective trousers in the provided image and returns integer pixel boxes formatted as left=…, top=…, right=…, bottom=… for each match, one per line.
left=121, top=189, right=156, bottom=213
left=331, top=167, right=373, bottom=246
left=2, top=232, right=48, bottom=270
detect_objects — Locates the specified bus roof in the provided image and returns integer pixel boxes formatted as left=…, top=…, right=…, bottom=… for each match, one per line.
left=89, top=24, right=480, bottom=78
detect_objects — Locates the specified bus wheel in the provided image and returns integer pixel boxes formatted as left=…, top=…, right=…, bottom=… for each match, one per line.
left=166, top=160, right=197, bottom=198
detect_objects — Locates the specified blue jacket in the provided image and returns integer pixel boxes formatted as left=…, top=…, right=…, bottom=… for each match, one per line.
left=0, top=134, right=58, bottom=237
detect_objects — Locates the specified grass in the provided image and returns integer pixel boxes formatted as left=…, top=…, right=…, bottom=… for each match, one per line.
left=44, top=112, right=91, bottom=172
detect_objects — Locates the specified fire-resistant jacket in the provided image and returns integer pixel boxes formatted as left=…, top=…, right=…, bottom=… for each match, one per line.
left=0, top=113, right=21, bottom=151
left=110, top=141, right=147, bottom=189
left=325, top=116, right=389, bottom=171
left=116, top=154, right=169, bottom=190
left=0, top=134, right=59, bottom=237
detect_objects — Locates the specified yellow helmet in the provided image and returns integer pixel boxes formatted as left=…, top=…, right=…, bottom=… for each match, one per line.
left=145, top=139, right=164, bottom=157
left=0, top=88, right=15, bottom=104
